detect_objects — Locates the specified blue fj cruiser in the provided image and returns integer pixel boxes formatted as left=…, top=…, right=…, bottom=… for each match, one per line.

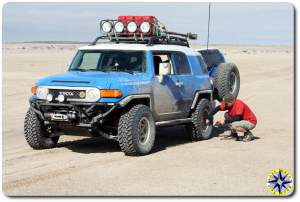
left=24, top=16, right=240, bottom=155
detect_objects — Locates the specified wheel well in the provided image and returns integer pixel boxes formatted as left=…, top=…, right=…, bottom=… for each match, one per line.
left=191, top=92, right=212, bottom=110
left=198, top=93, right=211, bottom=102
left=123, top=98, right=151, bottom=110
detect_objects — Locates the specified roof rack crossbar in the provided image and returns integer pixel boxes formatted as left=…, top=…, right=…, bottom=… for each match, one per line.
left=90, top=34, right=192, bottom=47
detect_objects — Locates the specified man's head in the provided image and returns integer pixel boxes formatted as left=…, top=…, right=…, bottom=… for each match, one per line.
left=222, top=94, right=235, bottom=107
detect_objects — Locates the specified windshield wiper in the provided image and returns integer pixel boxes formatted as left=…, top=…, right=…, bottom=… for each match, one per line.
left=71, top=68, right=105, bottom=72
left=110, top=69, right=135, bottom=74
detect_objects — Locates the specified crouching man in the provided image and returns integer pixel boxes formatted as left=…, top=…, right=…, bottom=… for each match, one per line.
left=209, top=94, right=257, bottom=142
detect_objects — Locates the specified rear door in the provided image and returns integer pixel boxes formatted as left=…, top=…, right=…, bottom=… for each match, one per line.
left=169, top=52, right=195, bottom=113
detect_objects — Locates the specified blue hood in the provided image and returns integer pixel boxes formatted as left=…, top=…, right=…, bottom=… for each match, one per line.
left=36, top=71, right=144, bottom=88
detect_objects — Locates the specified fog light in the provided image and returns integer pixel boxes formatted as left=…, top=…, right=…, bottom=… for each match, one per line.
left=57, top=94, right=66, bottom=103
left=46, top=94, right=53, bottom=102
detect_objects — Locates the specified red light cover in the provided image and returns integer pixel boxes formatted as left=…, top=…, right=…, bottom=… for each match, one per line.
left=118, top=16, right=155, bottom=35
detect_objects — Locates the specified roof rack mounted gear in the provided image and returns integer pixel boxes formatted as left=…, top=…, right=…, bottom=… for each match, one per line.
left=91, top=16, right=198, bottom=47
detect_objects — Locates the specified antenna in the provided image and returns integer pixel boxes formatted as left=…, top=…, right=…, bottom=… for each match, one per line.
left=206, top=2, right=211, bottom=51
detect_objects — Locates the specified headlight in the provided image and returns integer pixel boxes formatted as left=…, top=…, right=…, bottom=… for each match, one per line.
left=86, top=88, right=101, bottom=102
left=127, top=21, right=137, bottom=33
left=101, top=21, right=113, bottom=33
left=36, top=86, right=48, bottom=99
left=140, top=21, right=151, bottom=33
left=114, top=21, right=124, bottom=33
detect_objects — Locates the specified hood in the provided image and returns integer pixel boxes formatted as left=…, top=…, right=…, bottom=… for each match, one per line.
left=35, top=71, right=144, bottom=88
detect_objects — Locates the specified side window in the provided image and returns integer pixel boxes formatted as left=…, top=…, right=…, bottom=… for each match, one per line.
left=171, top=52, right=191, bottom=75
left=152, top=53, right=173, bottom=75
left=197, top=55, right=208, bottom=74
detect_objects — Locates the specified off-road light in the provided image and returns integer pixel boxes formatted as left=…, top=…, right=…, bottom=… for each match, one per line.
left=57, top=94, right=66, bottom=103
left=86, top=88, right=101, bottom=102
left=140, top=21, right=151, bottom=33
left=101, top=21, right=113, bottom=33
left=46, top=94, right=53, bottom=102
left=36, top=86, right=48, bottom=100
left=127, top=21, right=137, bottom=33
left=114, top=21, right=124, bottom=33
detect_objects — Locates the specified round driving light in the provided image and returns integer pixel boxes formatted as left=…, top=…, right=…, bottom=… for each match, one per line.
left=101, top=21, right=112, bottom=33
left=140, top=21, right=151, bottom=33
left=127, top=21, right=137, bottom=33
left=46, top=94, right=53, bottom=102
left=36, top=87, right=48, bottom=99
left=86, top=88, right=100, bottom=102
left=114, top=21, right=124, bottom=33
left=57, top=94, right=66, bottom=103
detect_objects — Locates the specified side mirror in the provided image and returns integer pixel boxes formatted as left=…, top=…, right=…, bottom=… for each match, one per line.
left=158, top=63, right=171, bottom=83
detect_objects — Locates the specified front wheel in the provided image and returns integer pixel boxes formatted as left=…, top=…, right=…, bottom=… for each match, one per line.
left=24, top=108, right=59, bottom=149
left=118, top=104, right=156, bottom=156
left=186, top=99, right=213, bottom=141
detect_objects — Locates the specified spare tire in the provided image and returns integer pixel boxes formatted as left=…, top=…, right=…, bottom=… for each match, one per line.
left=214, top=63, right=240, bottom=101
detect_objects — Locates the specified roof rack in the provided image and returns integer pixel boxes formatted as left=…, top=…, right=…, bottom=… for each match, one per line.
left=89, top=16, right=197, bottom=47
left=89, top=32, right=197, bottom=47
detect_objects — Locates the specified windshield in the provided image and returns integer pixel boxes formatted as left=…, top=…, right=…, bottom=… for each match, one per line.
left=69, top=50, right=146, bottom=73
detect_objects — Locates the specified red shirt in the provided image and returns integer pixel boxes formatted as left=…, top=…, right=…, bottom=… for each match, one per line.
left=220, top=99, right=257, bottom=125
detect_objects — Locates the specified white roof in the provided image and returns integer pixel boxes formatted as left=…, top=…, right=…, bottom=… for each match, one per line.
left=79, top=43, right=200, bottom=56
left=195, top=47, right=220, bottom=51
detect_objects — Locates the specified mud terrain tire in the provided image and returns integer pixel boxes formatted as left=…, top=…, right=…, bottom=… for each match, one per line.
left=186, top=99, right=213, bottom=141
left=118, top=104, right=156, bottom=156
left=214, top=63, right=240, bottom=101
left=24, top=108, right=59, bottom=149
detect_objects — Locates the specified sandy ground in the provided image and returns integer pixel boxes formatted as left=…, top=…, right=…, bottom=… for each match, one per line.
left=2, top=43, right=294, bottom=196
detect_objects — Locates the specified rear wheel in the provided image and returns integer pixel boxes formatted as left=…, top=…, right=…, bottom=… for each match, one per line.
left=118, top=105, right=156, bottom=156
left=214, top=63, right=240, bottom=101
left=24, top=108, right=59, bottom=149
left=186, top=99, right=213, bottom=141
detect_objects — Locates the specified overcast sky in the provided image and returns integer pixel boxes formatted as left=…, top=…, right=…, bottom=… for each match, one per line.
left=2, top=2, right=294, bottom=45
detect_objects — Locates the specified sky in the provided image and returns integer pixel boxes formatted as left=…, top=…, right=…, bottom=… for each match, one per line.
left=2, top=2, right=294, bottom=45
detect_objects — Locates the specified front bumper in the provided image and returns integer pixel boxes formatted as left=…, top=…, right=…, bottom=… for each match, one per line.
left=29, top=97, right=118, bottom=128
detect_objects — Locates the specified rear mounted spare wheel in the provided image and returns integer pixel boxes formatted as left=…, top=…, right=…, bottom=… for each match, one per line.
left=214, top=63, right=240, bottom=101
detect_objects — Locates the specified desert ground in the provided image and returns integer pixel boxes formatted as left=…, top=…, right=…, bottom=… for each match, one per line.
left=2, top=43, right=294, bottom=196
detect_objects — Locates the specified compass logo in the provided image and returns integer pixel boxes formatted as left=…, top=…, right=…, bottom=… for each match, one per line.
left=267, top=168, right=293, bottom=196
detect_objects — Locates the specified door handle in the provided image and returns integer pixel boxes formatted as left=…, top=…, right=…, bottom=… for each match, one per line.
left=175, top=81, right=184, bottom=87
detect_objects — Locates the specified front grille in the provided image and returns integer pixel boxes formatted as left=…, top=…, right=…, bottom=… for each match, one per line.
left=48, top=89, right=86, bottom=99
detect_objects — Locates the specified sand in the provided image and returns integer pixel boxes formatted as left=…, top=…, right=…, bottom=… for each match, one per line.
left=2, top=43, right=294, bottom=196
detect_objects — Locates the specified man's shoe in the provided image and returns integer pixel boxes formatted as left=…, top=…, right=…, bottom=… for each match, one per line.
left=242, top=131, right=255, bottom=142
left=221, top=132, right=238, bottom=140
